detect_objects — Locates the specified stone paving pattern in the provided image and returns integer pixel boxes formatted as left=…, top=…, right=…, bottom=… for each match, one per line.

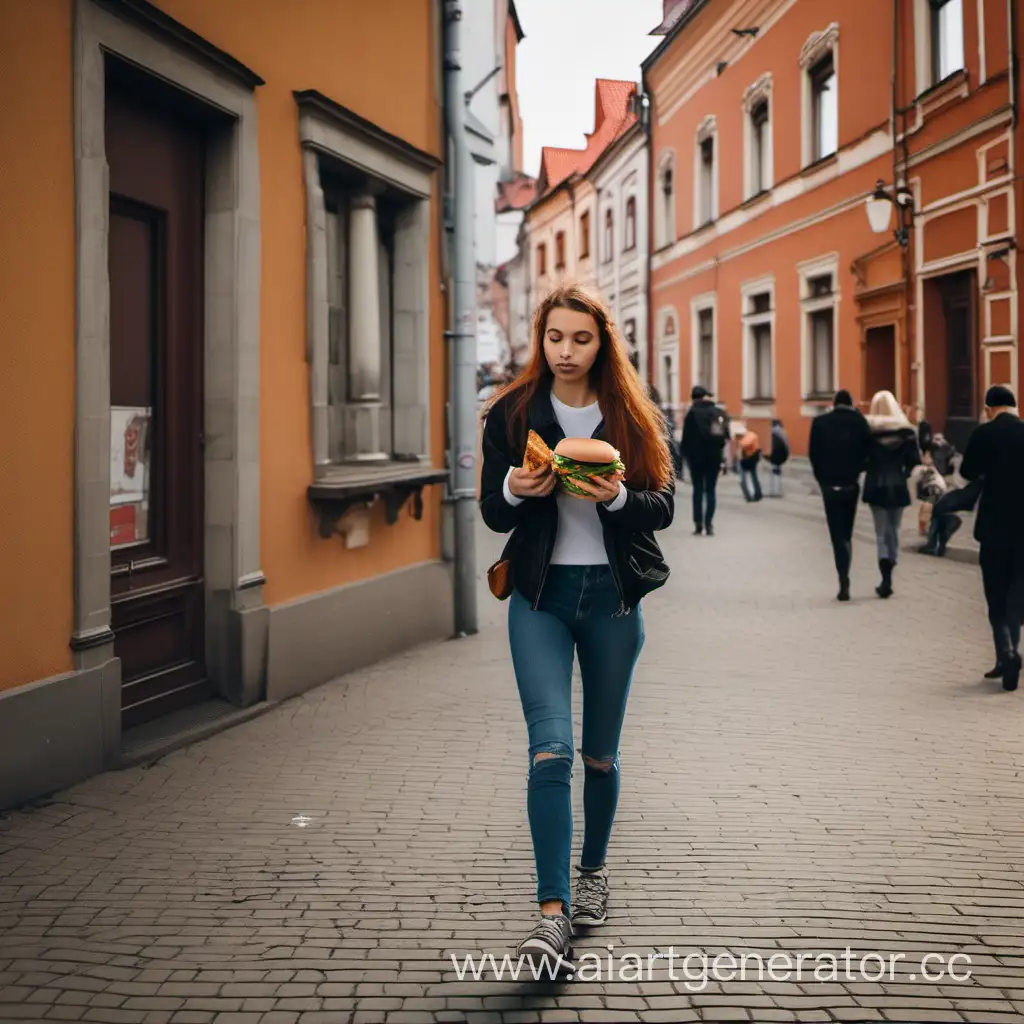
left=1, top=486, right=1022, bottom=1023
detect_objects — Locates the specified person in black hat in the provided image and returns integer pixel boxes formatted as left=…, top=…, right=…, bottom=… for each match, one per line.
left=681, top=385, right=729, bottom=535
left=960, top=384, right=1024, bottom=691
left=808, top=389, right=872, bottom=601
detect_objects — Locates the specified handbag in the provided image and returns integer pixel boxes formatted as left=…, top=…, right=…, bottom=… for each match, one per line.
left=486, top=558, right=513, bottom=600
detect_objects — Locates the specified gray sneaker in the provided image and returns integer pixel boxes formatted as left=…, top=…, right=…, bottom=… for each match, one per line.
left=516, top=913, right=574, bottom=972
left=571, top=867, right=609, bottom=927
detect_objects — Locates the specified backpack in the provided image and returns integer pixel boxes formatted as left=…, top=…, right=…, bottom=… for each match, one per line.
left=696, top=403, right=727, bottom=443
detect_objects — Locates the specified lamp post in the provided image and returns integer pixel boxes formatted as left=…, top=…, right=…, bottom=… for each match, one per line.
left=865, top=179, right=915, bottom=248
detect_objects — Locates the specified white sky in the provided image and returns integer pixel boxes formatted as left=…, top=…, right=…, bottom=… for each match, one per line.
left=514, top=0, right=665, bottom=178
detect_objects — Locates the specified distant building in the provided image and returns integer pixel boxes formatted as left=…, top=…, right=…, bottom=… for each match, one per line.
left=525, top=79, right=639, bottom=315
left=644, top=0, right=1021, bottom=455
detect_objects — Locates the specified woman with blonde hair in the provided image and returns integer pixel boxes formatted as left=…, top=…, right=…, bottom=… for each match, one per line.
left=863, top=390, right=921, bottom=597
left=479, top=285, right=674, bottom=968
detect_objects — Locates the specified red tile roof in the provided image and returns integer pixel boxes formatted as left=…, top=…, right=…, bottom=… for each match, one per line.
left=495, top=173, right=538, bottom=212
left=537, top=79, right=638, bottom=196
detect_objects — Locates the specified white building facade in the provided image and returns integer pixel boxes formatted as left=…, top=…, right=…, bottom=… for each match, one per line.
left=589, top=120, right=650, bottom=385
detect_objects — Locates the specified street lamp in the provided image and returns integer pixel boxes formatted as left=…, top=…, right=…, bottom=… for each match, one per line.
left=865, top=179, right=915, bottom=248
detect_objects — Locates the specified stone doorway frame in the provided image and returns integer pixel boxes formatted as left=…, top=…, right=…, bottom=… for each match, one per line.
left=73, top=0, right=267, bottom=759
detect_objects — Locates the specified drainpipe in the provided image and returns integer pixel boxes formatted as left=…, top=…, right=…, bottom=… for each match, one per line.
left=444, top=0, right=478, bottom=637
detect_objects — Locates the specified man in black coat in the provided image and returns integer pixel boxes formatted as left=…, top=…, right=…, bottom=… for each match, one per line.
left=960, top=385, right=1024, bottom=691
left=680, top=386, right=729, bottom=536
left=808, top=389, right=872, bottom=602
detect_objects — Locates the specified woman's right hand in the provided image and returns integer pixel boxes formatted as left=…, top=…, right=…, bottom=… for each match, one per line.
left=508, top=464, right=556, bottom=498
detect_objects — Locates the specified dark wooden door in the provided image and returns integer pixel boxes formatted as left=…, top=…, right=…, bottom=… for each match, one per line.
left=864, top=325, right=896, bottom=400
left=106, top=86, right=209, bottom=729
left=943, top=270, right=978, bottom=450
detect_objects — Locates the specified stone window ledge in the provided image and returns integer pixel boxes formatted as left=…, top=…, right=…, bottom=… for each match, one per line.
left=308, top=462, right=448, bottom=541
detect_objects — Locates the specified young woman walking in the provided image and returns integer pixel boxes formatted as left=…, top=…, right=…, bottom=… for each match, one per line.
left=864, top=390, right=921, bottom=598
left=479, top=286, right=675, bottom=966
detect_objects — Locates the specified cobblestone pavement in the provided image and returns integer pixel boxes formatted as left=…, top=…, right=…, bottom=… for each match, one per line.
left=2, top=487, right=1023, bottom=1024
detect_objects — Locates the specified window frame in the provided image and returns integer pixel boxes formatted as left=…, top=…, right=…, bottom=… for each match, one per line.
left=742, top=74, right=773, bottom=200
left=603, top=208, right=614, bottom=264
left=690, top=292, right=717, bottom=397
left=579, top=210, right=591, bottom=260
left=741, top=277, right=776, bottom=408
left=554, top=230, right=566, bottom=271
left=930, top=0, right=965, bottom=85
left=537, top=242, right=547, bottom=277
left=810, top=55, right=838, bottom=163
left=693, top=116, right=718, bottom=230
left=798, top=255, right=840, bottom=407
left=656, top=151, right=676, bottom=249
left=799, top=23, right=840, bottom=168
left=624, top=195, right=637, bottom=251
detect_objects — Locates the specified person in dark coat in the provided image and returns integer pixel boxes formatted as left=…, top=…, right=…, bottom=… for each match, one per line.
left=680, top=386, right=729, bottom=535
left=960, top=385, right=1024, bottom=691
left=766, top=419, right=790, bottom=497
left=863, top=390, right=921, bottom=599
left=808, top=389, right=872, bottom=601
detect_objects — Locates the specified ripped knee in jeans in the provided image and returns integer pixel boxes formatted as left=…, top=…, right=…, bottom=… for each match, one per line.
left=530, top=742, right=574, bottom=771
left=581, top=753, right=618, bottom=775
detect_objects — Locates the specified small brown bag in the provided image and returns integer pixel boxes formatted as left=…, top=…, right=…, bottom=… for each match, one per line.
left=487, top=558, right=513, bottom=600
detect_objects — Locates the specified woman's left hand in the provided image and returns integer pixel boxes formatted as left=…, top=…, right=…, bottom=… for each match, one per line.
left=573, top=471, right=625, bottom=503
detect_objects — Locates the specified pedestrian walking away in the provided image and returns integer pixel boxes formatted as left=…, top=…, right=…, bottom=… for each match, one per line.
left=681, top=385, right=728, bottom=534
left=737, top=427, right=763, bottom=502
left=808, top=389, right=872, bottom=601
left=960, top=385, right=1024, bottom=691
left=767, top=418, right=790, bottom=497
left=479, top=285, right=675, bottom=970
left=863, top=390, right=921, bottom=599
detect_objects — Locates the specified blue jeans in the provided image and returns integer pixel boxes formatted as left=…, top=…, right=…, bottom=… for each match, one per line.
left=739, top=458, right=762, bottom=501
left=871, top=505, right=903, bottom=563
left=508, top=565, right=645, bottom=914
left=690, top=464, right=719, bottom=528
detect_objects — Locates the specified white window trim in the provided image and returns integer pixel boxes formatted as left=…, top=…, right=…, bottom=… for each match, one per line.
left=693, top=115, right=718, bottom=231
left=741, top=276, right=776, bottom=415
left=623, top=191, right=638, bottom=251
left=743, top=74, right=774, bottom=200
left=798, top=254, right=840, bottom=407
left=690, top=292, right=718, bottom=397
left=800, top=23, right=840, bottom=168
left=656, top=149, right=676, bottom=249
left=657, top=306, right=681, bottom=415
left=914, top=0, right=967, bottom=96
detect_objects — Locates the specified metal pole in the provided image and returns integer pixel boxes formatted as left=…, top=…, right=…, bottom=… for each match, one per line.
left=444, top=0, right=479, bottom=637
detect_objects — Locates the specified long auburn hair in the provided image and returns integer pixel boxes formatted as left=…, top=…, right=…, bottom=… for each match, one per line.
left=487, top=285, right=673, bottom=490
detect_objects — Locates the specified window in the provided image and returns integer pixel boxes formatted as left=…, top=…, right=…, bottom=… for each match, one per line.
left=743, top=288, right=774, bottom=402
left=931, top=0, right=964, bottom=83
left=698, top=135, right=715, bottom=224
left=810, top=54, right=838, bottom=161
left=659, top=158, right=675, bottom=248
left=697, top=308, right=714, bottom=390
left=624, top=196, right=637, bottom=250
left=323, top=184, right=402, bottom=460
left=603, top=209, right=614, bottom=263
left=579, top=211, right=590, bottom=259
left=750, top=100, right=770, bottom=195
left=537, top=243, right=547, bottom=277
left=555, top=231, right=566, bottom=270
left=800, top=266, right=838, bottom=400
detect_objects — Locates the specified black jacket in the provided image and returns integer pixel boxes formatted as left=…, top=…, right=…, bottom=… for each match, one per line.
left=863, top=426, right=920, bottom=508
left=680, top=400, right=728, bottom=471
left=960, top=411, right=1024, bottom=544
left=479, top=386, right=675, bottom=611
left=808, top=405, right=872, bottom=487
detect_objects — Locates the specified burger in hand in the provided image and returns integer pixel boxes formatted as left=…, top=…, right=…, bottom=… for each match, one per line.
left=552, top=438, right=626, bottom=499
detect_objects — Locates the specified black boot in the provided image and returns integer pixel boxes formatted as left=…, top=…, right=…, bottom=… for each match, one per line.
left=693, top=523, right=703, bottom=535
left=837, top=576, right=850, bottom=602
left=1003, top=653, right=1021, bottom=692
left=876, top=559, right=894, bottom=599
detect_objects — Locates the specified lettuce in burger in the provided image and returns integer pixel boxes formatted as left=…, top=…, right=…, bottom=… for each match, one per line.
left=552, top=438, right=625, bottom=498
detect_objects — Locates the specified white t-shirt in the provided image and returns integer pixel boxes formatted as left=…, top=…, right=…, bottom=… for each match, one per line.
left=502, top=393, right=628, bottom=565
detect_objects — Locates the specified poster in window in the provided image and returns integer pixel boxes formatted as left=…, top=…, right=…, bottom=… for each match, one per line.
left=110, top=406, right=151, bottom=548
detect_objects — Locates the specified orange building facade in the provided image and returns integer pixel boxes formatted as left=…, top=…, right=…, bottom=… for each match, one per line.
left=0, top=0, right=452, bottom=807
left=644, top=0, right=1021, bottom=455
